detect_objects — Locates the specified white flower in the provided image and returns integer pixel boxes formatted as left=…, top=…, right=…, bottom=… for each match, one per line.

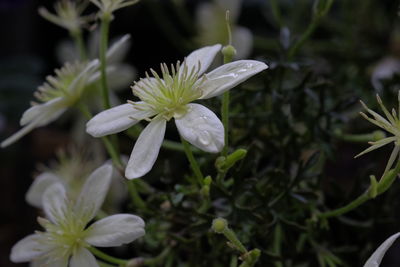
left=39, top=0, right=93, bottom=34
left=10, top=164, right=145, bottom=267
left=1, top=35, right=130, bottom=148
left=86, top=44, right=268, bottom=179
left=90, top=0, right=139, bottom=17
left=371, top=56, right=400, bottom=92
left=363, top=232, right=400, bottom=267
left=195, top=0, right=253, bottom=59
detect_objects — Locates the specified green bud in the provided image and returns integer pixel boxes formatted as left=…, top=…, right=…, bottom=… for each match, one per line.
left=201, top=185, right=210, bottom=198
left=222, top=45, right=237, bottom=63
left=212, top=218, right=228, bottom=233
left=203, top=175, right=212, bottom=186
left=216, top=149, right=247, bottom=172
left=372, top=130, right=386, bottom=141
left=368, top=175, right=378, bottom=198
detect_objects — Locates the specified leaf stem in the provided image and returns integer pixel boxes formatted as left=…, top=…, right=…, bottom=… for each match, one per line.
left=89, top=246, right=128, bottom=266
left=99, top=15, right=111, bottom=109
left=71, top=30, right=87, bottom=61
left=181, top=137, right=204, bottom=186
left=319, top=158, right=400, bottom=219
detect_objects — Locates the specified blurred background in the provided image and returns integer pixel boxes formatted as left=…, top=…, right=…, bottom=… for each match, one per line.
left=1, top=0, right=400, bottom=266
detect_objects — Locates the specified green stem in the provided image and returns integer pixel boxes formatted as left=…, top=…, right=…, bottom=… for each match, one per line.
left=143, top=247, right=171, bottom=265
left=71, top=30, right=87, bottom=61
left=181, top=137, right=204, bottom=186
left=88, top=247, right=128, bottom=266
left=333, top=129, right=386, bottom=143
left=287, top=0, right=334, bottom=60
left=269, top=0, right=282, bottom=27
left=127, top=179, right=147, bottom=211
left=77, top=103, right=122, bottom=169
left=99, top=15, right=111, bottom=109
left=221, top=47, right=234, bottom=156
left=319, top=159, right=400, bottom=219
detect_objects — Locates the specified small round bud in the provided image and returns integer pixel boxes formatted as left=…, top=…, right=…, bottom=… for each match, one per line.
left=222, top=45, right=237, bottom=63
left=372, top=130, right=386, bottom=141
left=212, top=218, right=228, bottom=233
left=204, top=175, right=212, bottom=186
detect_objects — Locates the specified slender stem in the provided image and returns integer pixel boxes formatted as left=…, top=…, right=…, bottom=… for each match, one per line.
left=99, top=15, right=111, bottom=109
left=181, top=137, right=204, bottom=185
left=143, top=247, right=171, bottom=265
left=71, top=30, right=87, bottom=61
left=77, top=103, right=123, bottom=169
left=127, top=179, right=147, bottom=211
left=88, top=247, right=128, bottom=265
left=319, top=159, right=400, bottom=219
left=221, top=48, right=234, bottom=156
left=287, top=0, right=334, bottom=60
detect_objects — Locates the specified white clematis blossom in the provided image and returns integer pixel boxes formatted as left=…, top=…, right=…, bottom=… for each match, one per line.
left=1, top=35, right=130, bottom=148
left=10, top=164, right=145, bottom=267
left=86, top=44, right=268, bottom=179
left=363, top=232, right=400, bottom=267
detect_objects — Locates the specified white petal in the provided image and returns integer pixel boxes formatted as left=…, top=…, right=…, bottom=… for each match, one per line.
left=107, top=64, right=137, bottom=91
left=26, top=172, right=60, bottom=208
left=232, top=26, right=253, bottom=59
left=107, top=34, right=131, bottom=65
left=199, top=60, right=268, bottom=99
left=86, top=103, right=154, bottom=137
left=175, top=104, right=224, bottom=153
left=42, top=183, right=68, bottom=224
left=85, top=214, right=145, bottom=247
left=10, top=234, right=49, bottom=263
left=1, top=98, right=67, bottom=148
left=70, top=248, right=99, bottom=267
left=364, top=232, right=400, bottom=267
left=75, top=164, right=113, bottom=222
left=125, top=118, right=166, bottom=179
left=181, top=44, right=222, bottom=76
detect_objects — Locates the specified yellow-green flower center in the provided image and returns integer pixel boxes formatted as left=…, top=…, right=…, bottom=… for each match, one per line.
left=132, top=62, right=204, bottom=121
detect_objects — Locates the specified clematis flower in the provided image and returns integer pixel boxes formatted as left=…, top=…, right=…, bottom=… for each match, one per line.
left=356, top=92, right=400, bottom=174
left=10, top=164, right=145, bottom=267
left=25, top=147, right=128, bottom=213
left=39, top=0, right=93, bottom=34
left=90, top=0, right=139, bottom=17
left=1, top=35, right=130, bottom=148
left=195, top=0, right=253, bottom=59
left=86, top=44, right=268, bottom=179
left=363, top=232, right=400, bottom=267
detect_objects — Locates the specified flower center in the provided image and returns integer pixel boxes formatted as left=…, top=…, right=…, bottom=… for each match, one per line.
left=37, top=209, right=88, bottom=261
left=132, top=61, right=204, bottom=121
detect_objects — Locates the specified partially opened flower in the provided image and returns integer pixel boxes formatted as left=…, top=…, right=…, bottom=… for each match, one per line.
left=86, top=44, right=268, bottom=179
left=10, top=164, right=145, bottom=267
left=1, top=35, right=130, bottom=148
left=39, top=0, right=93, bottom=34
left=356, top=92, right=400, bottom=174
left=90, top=0, right=139, bottom=17
left=363, top=232, right=400, bottom=267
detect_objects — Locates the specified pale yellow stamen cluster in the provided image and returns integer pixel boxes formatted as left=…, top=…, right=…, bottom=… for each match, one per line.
left=131, top=61, right=204, bottom=121
left=34, top=62, right=87, bottom=104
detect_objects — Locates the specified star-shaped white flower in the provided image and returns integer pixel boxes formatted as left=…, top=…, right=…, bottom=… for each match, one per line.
left=1, top=35, right=130, bottom=148
left=86, top=44, right=268, bottom=179
left=10, top=164, right=145, bottom=267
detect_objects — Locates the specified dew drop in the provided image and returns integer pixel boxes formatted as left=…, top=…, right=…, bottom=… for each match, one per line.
left=198, top=131, right=211, bottom=146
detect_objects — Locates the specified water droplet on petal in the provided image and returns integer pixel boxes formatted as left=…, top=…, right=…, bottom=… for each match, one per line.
left=198, top=131, right=211, bottom=146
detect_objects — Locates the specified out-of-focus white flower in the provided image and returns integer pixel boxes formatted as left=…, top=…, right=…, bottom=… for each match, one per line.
left=90, top=0, right=139, bottom=17
left=1, top=35, right=131, bottom=148
left=10, top=164, right=145, bottom=267
left=363, top=232, right=400, bottom=267
left=195, top=0, right=253, bottom=59
left=371, top=56, right=400, bottom=92
left=57, top=33, right=136, bottom=92
left=39, top=0, right=93, bottom=34
left=86, top=44, right=268, bottom=179
left=26, top=148, right=128, bottom=213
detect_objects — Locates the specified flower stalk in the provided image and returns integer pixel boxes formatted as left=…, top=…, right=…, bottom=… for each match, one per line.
left=181, top=137, right=204, bottom=186
left=88, top=246, right=128, bottom=265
